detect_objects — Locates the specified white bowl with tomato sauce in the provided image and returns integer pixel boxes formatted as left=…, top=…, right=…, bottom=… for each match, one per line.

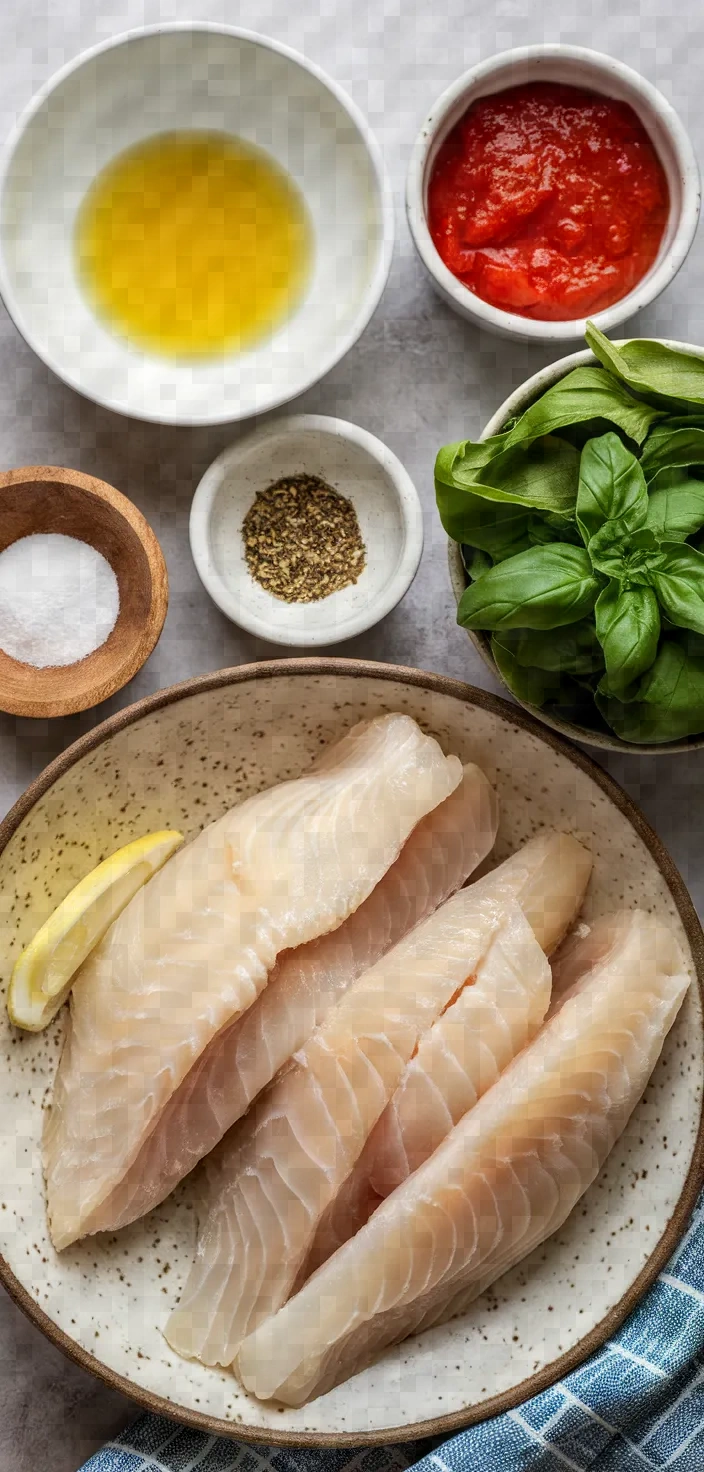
left=407, top=46, right=700, bottom=344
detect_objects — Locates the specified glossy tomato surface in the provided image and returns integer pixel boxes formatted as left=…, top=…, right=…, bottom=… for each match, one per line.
left=428, top=82, right=670, bottom=320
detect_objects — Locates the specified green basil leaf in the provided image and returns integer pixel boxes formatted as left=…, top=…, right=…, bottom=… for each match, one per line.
left=500, top=367, right=664, bottom=449
left=494, top=634, right=606, bottom=729
left=630, top=528, right=660, bottom=550
left=640, top=427, right=704, bottom=480
left=436, top=367, right=663, bottom=491
left=649, top=466, right=704, bottom=491
left=461, top=545, right=492, bottom=580
left=491, top=636, right=560, bottom=707
left=576, top=432, right=648, bottom=545
left=435, top=439, right=494, bottom=484
left=527, top=513, right=583, bottom=548
left=436, top=483, right=533, bottom=559
left=586, top=323, right=704, bottom=407
left=596, top=640, right=704, bottom=743
left=647, top=415, right=704, bottom=433
left=588, top=523, right=664, bottom=584
left=492, top=622, right=604, bottom=677
left=651, top=541, right=704, bottom=634
left=642, top=416, right=704, bottom=456
left=457, top=544, right=601, bottom=632
left=645, top=473, right=704, bottom=542
left=542, top=510, right=582, bottom=535
left=593, top=691, right=645, bottom=741
left=597, top=671, right=643, bottom=703
left=527, top=518, right=561, bottom=547
left=469, top=436, right=580, bottom=513
left=436, top=436, right=580, bottom=514
left=594, top=581, right=660, bottom=695
left=675, top=626, right=704, bottom=659
left=491, top=635, right=600, bottom=711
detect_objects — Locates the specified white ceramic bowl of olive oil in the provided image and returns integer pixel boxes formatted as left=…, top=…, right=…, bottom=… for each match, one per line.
left=0, top=25, right=394, bottom=426
left=189, top=414, right=424, bottom=646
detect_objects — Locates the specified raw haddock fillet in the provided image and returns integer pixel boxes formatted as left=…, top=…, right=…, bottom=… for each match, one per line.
left=86, top=763, right=498, bottom=1235
left=305, top=830, right=591, bottom=1276
left=163, top=832, right=588, bottom=1368
left=43, top=713, right=462, bottom=1251
left=468, top=830, right=593, bottom=956
left=164, top=887, right=506, bottom=1366
left=237, top=909, right=689, bottom=1406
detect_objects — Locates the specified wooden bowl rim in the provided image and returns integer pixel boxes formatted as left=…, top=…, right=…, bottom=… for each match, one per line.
left=0, top=656, right=702, bottom=1446
left=0, top=465, right=168, bottom=717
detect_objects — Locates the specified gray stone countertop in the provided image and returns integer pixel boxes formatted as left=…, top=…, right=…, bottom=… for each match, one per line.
left=1, top=0, right=703, bottom=1467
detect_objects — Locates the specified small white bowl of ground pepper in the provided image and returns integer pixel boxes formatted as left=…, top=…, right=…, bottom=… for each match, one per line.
left=189, top=415, right=424, bottom=646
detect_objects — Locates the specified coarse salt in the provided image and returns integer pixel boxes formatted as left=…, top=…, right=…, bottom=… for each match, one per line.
left=0, top=533, right=120, bottom=668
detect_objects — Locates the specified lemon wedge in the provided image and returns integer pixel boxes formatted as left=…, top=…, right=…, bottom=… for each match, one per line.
left=7, top=829, right=184, bottom=1032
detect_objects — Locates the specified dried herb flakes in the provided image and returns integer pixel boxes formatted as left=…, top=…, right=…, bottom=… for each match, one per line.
left=243, top=474, right=366, bottom=604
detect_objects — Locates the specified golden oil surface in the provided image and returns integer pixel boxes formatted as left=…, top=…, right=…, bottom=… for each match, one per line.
left=75, top=131, right=313, bottom=358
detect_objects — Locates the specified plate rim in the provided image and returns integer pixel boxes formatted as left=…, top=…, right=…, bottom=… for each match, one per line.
left=1, top=655, right=703, bottom=1447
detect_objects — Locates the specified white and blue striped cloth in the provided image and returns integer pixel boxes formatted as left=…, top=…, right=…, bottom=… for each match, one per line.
left=81, top=1187, right=704, bottom=1472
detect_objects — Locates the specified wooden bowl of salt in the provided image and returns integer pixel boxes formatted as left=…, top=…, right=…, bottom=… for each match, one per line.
left=0, top=467, right=168, bottom=718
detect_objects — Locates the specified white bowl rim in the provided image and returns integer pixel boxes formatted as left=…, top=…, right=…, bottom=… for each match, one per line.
left=0, top=22, right=395, bottom=428
left=189, top=413, right=425, bottom=645
left=406, top=43, right=701, bottom=343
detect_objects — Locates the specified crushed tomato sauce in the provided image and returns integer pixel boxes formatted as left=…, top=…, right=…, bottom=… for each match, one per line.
left=427, top=82, right=670, bottom=321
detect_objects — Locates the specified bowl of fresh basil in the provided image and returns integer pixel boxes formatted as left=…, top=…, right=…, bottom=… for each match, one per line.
left=441, top=324, right=704, bottom=751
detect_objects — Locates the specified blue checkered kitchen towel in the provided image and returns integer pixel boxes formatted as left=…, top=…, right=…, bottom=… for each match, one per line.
left=81, top=1185, right=704, bottom=1472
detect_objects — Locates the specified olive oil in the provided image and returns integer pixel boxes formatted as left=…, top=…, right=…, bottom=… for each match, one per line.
left=75, top=131, right=313, bottom=358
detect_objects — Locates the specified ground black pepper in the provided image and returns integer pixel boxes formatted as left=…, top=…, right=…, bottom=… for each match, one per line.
left=242, top=473, right=367, bottom=603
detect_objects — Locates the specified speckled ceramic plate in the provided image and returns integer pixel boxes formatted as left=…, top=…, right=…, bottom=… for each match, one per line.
left=0, top=660, right=702, bottom=1446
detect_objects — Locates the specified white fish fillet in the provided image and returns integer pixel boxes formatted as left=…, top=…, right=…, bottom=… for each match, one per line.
left=304, top=829, right=591, bottom=1276
left=468, top=830, right=594, bottom=957
left=44, top=714, right=462, bottom=1251
left=548, top=912, right=629, bottom=1005
left=303, top=905, right=552, bottom=1279
left=237, top=910, right=689, bottom=1406
left=83, top=765, right=498, bottom=1235
left=164, top=833, right=589, bottom=1367
left=164, top=886, right=511, bottom=1366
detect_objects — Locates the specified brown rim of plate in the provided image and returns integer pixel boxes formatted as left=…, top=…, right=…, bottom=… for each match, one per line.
left=0, top=656, right=702, bottom=1448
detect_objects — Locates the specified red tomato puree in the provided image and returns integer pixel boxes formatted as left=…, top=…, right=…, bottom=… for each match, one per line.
left=427, top=82, right=669, bottom=321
